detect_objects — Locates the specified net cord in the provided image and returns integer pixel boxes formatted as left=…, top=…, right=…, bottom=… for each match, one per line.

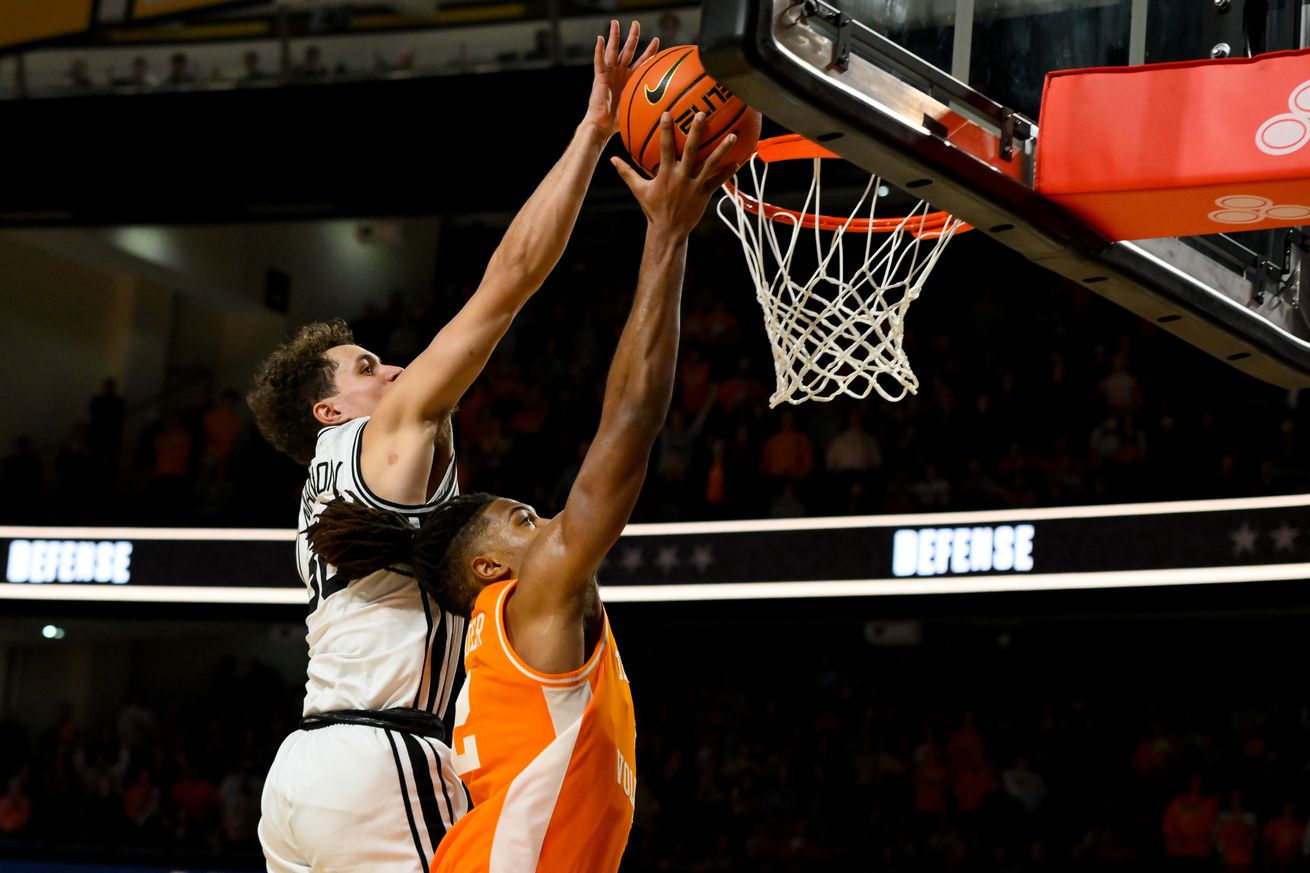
left=716, top=154, right=962, bottom=405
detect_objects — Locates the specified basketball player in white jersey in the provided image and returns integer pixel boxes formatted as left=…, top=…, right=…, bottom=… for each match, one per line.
left=246, top=22, right=659, bottom=873
left=304, top=112, right=740, bottom=873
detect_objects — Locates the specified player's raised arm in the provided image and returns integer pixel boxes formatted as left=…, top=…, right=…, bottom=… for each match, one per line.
left=367, top=22, right=656, bottom=434
left=508, top=115, right=740, bottom=662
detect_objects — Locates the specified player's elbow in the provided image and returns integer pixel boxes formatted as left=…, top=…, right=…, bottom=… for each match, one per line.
left=613, top=393, right=670, bottom=438
left=488, top=236, right=551, bottom=291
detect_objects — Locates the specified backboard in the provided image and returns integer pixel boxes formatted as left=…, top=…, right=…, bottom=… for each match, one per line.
left=700, top=0, right=1310, bottom=387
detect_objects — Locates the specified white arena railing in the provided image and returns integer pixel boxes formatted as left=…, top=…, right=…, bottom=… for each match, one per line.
left=3, top=493, right=1309, bottom=605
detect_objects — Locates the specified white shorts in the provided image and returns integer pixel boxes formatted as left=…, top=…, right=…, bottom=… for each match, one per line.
left=259, top=723, right=469, bottom=873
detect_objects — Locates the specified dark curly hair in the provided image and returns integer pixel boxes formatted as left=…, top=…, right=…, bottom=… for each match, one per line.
left=305, top=493, right=499, bottom=614
left=247, top=319, right=355, bottom=464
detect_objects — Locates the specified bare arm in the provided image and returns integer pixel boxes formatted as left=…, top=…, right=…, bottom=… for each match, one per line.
left=359, top=22, right=658, bottom=504
left=509, top=114, right=741, bottom=671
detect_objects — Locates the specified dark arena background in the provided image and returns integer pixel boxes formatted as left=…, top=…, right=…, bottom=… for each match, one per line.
left=2, top=2, right=1310, bottom=872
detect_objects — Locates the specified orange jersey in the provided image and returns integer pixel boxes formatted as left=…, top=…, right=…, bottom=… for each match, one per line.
left=432, top=580, right=636, bottom=873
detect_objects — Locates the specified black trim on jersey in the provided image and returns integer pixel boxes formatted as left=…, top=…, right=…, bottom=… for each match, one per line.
left=350, top=419, right=459, bottom=515
left=414, top=591, right=438, bottom=711
left=425, top=605, right=446, bottom=714
left=442, top=644, right=467, bottom=738
left=440, top=612, right=463, bottom=718
left=401, top=733, right=453, bottom=847
left=430, top=611, right=455, bottom=716
left=422, top=736, right=461, bottom=828
left=385, top=729, right=429, bottom=871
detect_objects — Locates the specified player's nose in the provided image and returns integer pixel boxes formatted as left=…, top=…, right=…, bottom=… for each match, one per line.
left=384, top=365, right=403, bottom=381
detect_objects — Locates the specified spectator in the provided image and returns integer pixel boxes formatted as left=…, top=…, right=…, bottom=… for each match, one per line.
left=165, top=52, right=194, bottom=87
left=218, top=762, right=259, bottom=848
left=129, top=56, right=157, bottom=90
left=122, top=768, right=163, bottom=833
left=1131, top=720, right=1179, bottom=782
left=238, top=50, right=266, bottom=82
left=1162, top=775, right=1219, bottom=867
left=760, top=411, right=814, bottom=483
left=54, top=424, right=94, bottom=514
left=825, top=407, right=882, bottom=478
left=702, top=436, right=727, bottom=514
left=0, top=771, right=32, bottom=835
left=67, top=58, right=93, bottom=89
left=676, top=348, right=713, bottom=416
left=718, top=356, right=767, bottom=416
left=1002, top=756, right=1047, bottom=815
left=912, top=743, right=950, bottom=817
left=658, top=390, right=715, bottom=485
left=148, top=415, right=193, bottom=509
left=1261, top=801, right=1301, bottom=870
left=52, top=702, right=79, bottom=751
left=293, top=45, right=327, bottom=79
left=1099, top=352, right=1143, bottom=415
left=700, top=300, right=740, bottom=359
left=910, top=463, right=952, bottom=509
left=767, top=481, right=806, bottom=518
left=201, top=390, right=244, bottom=471
left=656, top=11, right=685, bottom=46
left=171, top=758, right=219, bottom=833
left=89, top=377, right=125, bottom=485
left=953, top=759, right=997, bottom=814
left=947, top=712, right=987, bottom=769
left=1215, top=790, right=1256, bottom=871
left=524, top=28, right=555, bottom=63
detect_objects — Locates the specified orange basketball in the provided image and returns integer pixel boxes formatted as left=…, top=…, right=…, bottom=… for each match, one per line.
left=618, top=45, right=762, bottom=177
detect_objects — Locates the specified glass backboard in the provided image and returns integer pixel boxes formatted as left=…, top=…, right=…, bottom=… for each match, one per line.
left=700, top=0, right=1310, bottom=387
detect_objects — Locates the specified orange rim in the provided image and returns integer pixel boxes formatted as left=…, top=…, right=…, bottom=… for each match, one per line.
left=729, top=134, right=973, bottom=237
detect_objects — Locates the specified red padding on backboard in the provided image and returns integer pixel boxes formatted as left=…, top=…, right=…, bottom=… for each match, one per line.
left=1035, top=47, right=1310, bottom=241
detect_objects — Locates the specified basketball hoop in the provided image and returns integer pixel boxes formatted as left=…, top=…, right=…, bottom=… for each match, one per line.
left=717, top=134, right=970, bottom=405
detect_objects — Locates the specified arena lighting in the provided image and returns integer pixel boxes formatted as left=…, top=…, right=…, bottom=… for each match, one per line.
left=1, top=493, right=1308, bottom=605
left=41, top=625, right=65, bottom=639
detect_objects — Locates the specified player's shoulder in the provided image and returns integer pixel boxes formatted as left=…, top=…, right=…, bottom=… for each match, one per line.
left=311, top=416, right=368, bottom=463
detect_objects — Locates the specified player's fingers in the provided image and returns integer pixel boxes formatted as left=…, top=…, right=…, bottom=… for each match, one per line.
left=593, top=35, right=604, bottom=75
left=604, top=19, right=620, bottom=68
left=634, top=36, right=660, bottom=69
left=680, top=113, right=708, bottom=172
left=618, top=21, right=640, bottom=68
left=611, top=155, right=643, bottom=192
left=657, top=113, right=677, bottom=174
left=703, top=157, right=744, bottom=193
left=695, top=131, right=738, bottom=183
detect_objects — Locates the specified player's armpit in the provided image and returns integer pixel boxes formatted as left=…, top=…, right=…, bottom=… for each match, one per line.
left=356, top=416, right=452, bottom=507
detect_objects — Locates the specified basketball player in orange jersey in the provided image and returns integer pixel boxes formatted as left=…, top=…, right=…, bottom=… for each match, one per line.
left=248, top=22, right=661, bottom=873
left=304, top=113, right=742, bottom=873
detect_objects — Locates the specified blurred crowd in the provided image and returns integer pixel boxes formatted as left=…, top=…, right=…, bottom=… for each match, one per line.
left=0, top=659, right=287, bottom=867
left=52, top=44, right=418, bottom=95
left=4, top=217, right=1304, bottom=529
left=15, top=10, right=690, bottom=98
left=2, top=616, right=1308, bottom=872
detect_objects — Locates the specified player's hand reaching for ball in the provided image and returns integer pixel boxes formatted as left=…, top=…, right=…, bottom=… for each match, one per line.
left=584, top=20, right=660, bottom=138
left=611, top=112, right=742, bottom=236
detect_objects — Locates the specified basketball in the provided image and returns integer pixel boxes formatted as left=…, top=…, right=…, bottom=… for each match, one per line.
left=618, top=45, right=762, bottom=176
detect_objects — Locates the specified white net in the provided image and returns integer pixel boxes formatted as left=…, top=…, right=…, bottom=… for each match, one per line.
left=716, top=151, right=963, bottom=405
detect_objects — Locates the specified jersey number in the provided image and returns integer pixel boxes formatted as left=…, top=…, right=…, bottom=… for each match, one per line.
left=450, top=679, right=480, bottom=777
left=308, top=555, right=348, bottom=605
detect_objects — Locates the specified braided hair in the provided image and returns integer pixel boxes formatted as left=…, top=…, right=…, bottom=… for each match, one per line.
left=306, top=492, right=498, bottom=613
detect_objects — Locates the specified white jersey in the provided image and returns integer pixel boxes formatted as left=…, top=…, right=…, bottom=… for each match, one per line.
left=295, top=416, right=464, bottom=724
left=261, top=417, right=469, bottom=873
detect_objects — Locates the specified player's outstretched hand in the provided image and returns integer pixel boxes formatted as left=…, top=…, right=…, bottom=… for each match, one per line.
left=584, top=20, right=660, bottom=137
left=610, top=112, right=742, bottom=235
